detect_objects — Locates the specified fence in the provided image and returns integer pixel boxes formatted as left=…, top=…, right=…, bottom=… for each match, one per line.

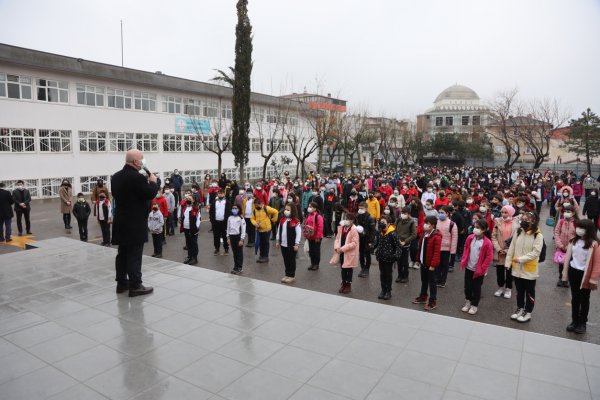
left=464, top=159, right=600, bottom=176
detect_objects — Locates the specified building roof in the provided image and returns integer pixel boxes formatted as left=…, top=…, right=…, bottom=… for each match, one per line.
left=0, top=42, right=308, bottom=111
left=550, top=127, right=570, bottom=140
left=434, top=84, right=480, bottom=103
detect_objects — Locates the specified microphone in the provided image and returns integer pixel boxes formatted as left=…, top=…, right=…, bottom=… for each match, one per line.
left=143, top=167, right=152, bottom=177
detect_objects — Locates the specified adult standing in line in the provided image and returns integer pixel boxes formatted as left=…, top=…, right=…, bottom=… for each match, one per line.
left=111, top=149, right=158, bottom=297
left=170, top=169, right=184, bottom=204
left=12, top=180, right=32, bottom=236
left=0, top=182, right=14, bottom=242
left=59, top=179, right=73, bottom=230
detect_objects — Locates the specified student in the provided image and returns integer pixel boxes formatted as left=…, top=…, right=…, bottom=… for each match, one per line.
left=554, top=205, right=578, bottom=287
left=304, top=201, right=324, bottom=271
left=491, top=205, right=519, bottom=299
left=560, top=219, right=600, bottom=334
left=435, top=206, right=458, bottom=288
left=95, top=193, right=112, bottom=246
left=582, top=189, right=599, bottom=230
left=163, top=187, right=176, bottom=236
left=151, top=190, right=169, bottom=244
left=210, top=189, right=230, bottom=255
left=423, top=199, right=437, bottom=217
left=250, top=198, right=279, bottom=263
left=72, top=193, right=91, bottom=242
left=227, top=204, right=246, bottom=275
left=242, top=189, right=255, bottom=246
left=373, top=215, right=401, bottom=300
left=269, top=189, right=284, bottom=240
left=180, top=195, right=201, bottom=265
left=356, top=202, right=375, bottom=277
left=148, top=203, right=164, bottom=258
left=334, top=213, right=360, bottom=294
left=505, top=212, right=544, bottom=323
left=412, top=215, right=443, bottom=311
left=276, top=204, right=302, bottom=284
left=460, top=220, right=493, bottom=315
left=395, top=206, right=417, bottom=283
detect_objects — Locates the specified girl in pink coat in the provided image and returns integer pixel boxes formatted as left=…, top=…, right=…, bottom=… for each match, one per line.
left=460, top=220, right=494, bottom=315
left=554, top=205, right=578, bottom=288
left=334, top=213, right=360, bottom=294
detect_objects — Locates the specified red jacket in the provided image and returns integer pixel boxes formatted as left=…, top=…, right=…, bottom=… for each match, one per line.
left=303, top=212, right=324, bottom=240
left=434, top=197, right=451, bottom=209
left=460, top=234, right=493, bottom=278
left=379, top=185, right=393, bottom=201
left=417, top=230, right=443, bottom=268
left=151, top=196, right=169, bottom=218
left=253, top=188, right=268, bottom=205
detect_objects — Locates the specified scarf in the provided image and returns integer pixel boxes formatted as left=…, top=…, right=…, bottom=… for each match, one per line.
left=97, top=199, right=111, bottom=221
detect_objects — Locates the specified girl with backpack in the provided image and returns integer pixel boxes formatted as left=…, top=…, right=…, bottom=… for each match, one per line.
left=505, top=212, right=544, bottom=323
left=560, top=219, right=600, bottom=334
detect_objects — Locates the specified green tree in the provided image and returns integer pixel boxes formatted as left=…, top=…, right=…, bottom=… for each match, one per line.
left=562, top=108, right=600, bottom=175
left=231, top=0, right=252, bottom=181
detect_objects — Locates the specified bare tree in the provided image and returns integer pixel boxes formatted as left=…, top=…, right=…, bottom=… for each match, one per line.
left=487, top=88, right=522, bottom=167
left=521, top=98, right=570, bottom=168
left=188, top=112, right=232, bottom=178
left=286, top=122, right=319, bottom=179
left=252, top=102, right=292, bottom=179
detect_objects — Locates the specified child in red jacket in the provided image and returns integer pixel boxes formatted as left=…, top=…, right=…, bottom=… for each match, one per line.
left=413, top=215, right=443, bottom=311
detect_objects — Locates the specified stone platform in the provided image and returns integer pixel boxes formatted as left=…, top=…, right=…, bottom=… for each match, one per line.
left=0, top=238, right=598, bottom=400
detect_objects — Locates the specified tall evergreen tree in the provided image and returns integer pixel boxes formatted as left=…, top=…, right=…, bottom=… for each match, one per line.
left=563, top=108, right=600, bottom=174
left=231, top=0, right=252, bottom=181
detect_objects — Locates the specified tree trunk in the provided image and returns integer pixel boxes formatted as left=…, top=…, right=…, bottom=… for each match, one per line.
left=262, top=157, right=269, bottom=180
left=239, top=163, right=245, bottom=182
left=217, top=154, right=223, bottom=179
left=317, top=147, right=323, bottom=173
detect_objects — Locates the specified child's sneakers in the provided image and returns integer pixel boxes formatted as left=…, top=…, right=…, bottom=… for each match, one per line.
left=412, top=295, right=428, bottom=304
left=424, top=300, right=437, bottom=311
left=503, top=289, right=512, bottom=299
left=468, top=306, right=478, bottom=315
left=230, top=268, right=242, bottom=275
left=517, top=312, right=531, bottom=323
left=461, top=301, right=471, bottom=312
left=494, top=288, right=505, bottom=297
left=511, top=308, right=524, bottom=320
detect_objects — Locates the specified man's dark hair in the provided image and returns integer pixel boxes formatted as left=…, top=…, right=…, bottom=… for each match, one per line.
left=16, top=180, right=24, bottom=185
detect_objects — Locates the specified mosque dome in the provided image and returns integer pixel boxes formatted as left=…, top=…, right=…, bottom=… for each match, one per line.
left=434, top=84, right=480, bottom=103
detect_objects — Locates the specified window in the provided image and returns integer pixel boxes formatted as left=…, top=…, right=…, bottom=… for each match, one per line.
left=268, top=139, right=291, bottom=152
left=108, top=132, right=134, bottom=152
left=4, top=74, right=32, bottom=99
left=445, top=116, right=453, bottom=126
left=472, top=116, right=481, bottom=126
left=266, top=110, right=287, bottom=124
left=162, top=96, right=182, bottom=114
left=76, top=84, right=105, bottom=106
left=184, top=99, right=201, bottom=115
left=184, top=135, right=203, bottom=152
left=39, top=129, right=71, bottom=152
left=289, top=116, right=298, bottom=126
left=250, top=137, right=262, bottom=152
left=79, top=131, right=107, bottom=152
left=163, top=134, right=182, bottom=152
left=0, top=179, right=39, bottom=198
left=494, top=145, right=505, bottom=154
left=133, top=91, right=156, bottom=111
left=221, top=103, right=232, bottom=119
left=41, top=177, right=72, bottom=198
left=0, top=73, right=5, bottom=97
left=461, top=116, right=469, bottom=126
left=203, top=101, right=219, bottom=118
left=0, top=128, right=35, bottom=152
left=525, top=146, right=533, bottom=155
left=203, top=136, right=216, bottom=152
left=107, top=88, right=132, bottom=109
left=36, top=79, right=69, bottom=103
left=135, top=133, right=158, bottom=152
left=252, top=108, right=264, bottom=123
left=435, top=117, right=443, bottom=126
left=80, top=175, right=109, bottom=193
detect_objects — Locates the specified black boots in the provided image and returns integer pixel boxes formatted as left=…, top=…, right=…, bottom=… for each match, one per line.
left=358, top=268, right=369, bottom=278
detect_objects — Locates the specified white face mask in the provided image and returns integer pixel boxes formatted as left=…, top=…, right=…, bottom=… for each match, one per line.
left=389, top=202, right=396, bottom=207
left=427, top=188, right=433, bottom=192
left=307, top=207, right=314, bottom=213
left=357, top=209, right=366, bottom=214
left=479, top=207, right=487, bottom=213
left=400, top=213, right=408, bottom=220
left=384, top=209, right=391, bottom=215
left=563, top=212, right=573, bottom=219
left=563, top=192, right=569, bottom=197
left=473, top=228, right=482, bottom=236
left=340, top=220, right=347, bottom=226
left=284, top=210, right=291, bottom=217
left=576, top=228, right=586, bottom=237
left=592, top=192, right=597, bottom=196
left=424, top=223, right=431, bottom=231
left=466, top=199, right=473, bottom=204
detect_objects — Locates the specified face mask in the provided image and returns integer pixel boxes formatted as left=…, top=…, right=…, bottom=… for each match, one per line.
left=307, top=207, right=314, bottom=213
left=563, top=212, right=573, bottom=219
left=591, top=192, right=597, bottom=196
left=320, top=188, right=325, bottom=192
left=358, top=209, right=366, bottom=215
left=520, top=221, right=531, bottom=230
left=389, top=202, right=396, bottom=207
left=393, top=191, right=399, bottom=196
left=218, top=195, right=224, bottom=200
left=438, top=213, right=447, bottom=220
left=403, top=186, right=408, bottom=190
left=400, top=213, right=408, bottom=220
left=563, top=192, right=569, bottom=197
left=155, top=194, right=160, bottom=198
left=380, top=223, right=388, bottom=230
left=427, top=188, right=433, bottom=192
left=516, top=203, right=524, bottom=208
left=232, top=209, right=239, bottom=215
left=351, top=196, right=357, bottom=200
left=425, top=205, right=432, bottom=210
left=479, top=207, right=487, bottom=213
left=473, top=228, right=482, bottom=236
left=256, top=206, right=262, bottom=210
left=246, top=193, right=252, bottom=198
left=17, top=185, right=24, bottom=190
left=284, top=210, right=291, bottom=217
left=99, top=197, right=106, bottom=201
left=424, top=223, right=431, bottom=231
left=563, top=202, right=571, bottom=207
left=97, top=182, right=103, bottom=187
left=239, top=190, right=244, bottom=195
left=472, top=219, right=478, bottom=225
left=576, top=228, right=586, bottom=237
left=186, top=200, right=192, bottom=205
left=439, top=193, right=445, bottom=197
left=78, top=198, right=85, bottom=203
left=369, top=194, right=374, bottom=198
left=294, top=184, right=299, bottom=188
left=142, top=159, right=148, bottom=168
left=340, top=220, right=347, bottom=226
left=287, top=198, right=293, bottom=203
left=256, top=186, right=262, bottom=190
left=384, top=209, right=391, bottom=215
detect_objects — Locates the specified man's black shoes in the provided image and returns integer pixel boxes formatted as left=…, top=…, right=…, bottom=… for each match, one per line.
left=129, top=285, right=154, bottom=297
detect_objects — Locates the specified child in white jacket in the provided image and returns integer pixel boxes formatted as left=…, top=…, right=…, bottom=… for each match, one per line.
left=148, top=204, right=165, bottom=258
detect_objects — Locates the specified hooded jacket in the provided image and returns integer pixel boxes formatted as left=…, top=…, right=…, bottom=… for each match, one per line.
left=461, top=234, right=494, bottom=278
left=374, top=225, right=401, bottom=263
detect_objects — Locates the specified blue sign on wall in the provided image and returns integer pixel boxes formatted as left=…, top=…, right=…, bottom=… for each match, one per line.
left=175, top=117, right=211, bottom=134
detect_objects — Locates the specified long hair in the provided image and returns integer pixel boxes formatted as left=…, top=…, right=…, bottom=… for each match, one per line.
left=571, top=219, right=599, bottom=249
left=284, top=203, right=299, bottom=220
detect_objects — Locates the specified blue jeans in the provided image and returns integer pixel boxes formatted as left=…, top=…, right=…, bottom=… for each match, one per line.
left=0, top=218, right=12, bottom=241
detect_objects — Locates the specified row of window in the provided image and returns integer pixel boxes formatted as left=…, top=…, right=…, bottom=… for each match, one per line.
left=434, top=115, right=481, bottom=127
left=1, top=73, right=299, bottom=125
left=0, top=128, right=296, bottom=154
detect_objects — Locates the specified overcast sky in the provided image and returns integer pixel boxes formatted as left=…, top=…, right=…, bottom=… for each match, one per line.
left=1, top=0, right=599, bottom=119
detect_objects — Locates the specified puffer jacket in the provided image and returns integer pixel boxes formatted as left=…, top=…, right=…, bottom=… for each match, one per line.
left=395, top=217, right=417, bottom=245
left=505, top=229, right=544, bottom=280
left=374, top=225, right=402, bottom=263
left=491, top=218, right=519, bottom=264
left=554, top=217, right=577, bottom=252
left=555, top=185, right=580, bottom=214
left=437, top=218, right=458, bottom=253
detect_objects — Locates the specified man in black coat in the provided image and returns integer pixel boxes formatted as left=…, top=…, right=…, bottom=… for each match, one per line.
left=12, top=180, right=32, bottom=236
left=0, top=182, right=14, bottom=242
left=111, top=149, right=159, bottom=297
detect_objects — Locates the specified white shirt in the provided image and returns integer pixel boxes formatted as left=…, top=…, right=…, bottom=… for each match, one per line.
left=277, top=219, right=301, bottom=248
left=244, top=198, right=254, bottom=218
left=421, top=191, right=436, bottom=206
left=467, top=237, right=484, bottom=271
left=182, top=207, right=201, bottom=230
left=227, top=216, right=246, bottom=239
left=420, top=231, right=431, bottom=264
left=570, top=239, right=589, bottom=271
left=215, top=198, right=227, bottom=221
